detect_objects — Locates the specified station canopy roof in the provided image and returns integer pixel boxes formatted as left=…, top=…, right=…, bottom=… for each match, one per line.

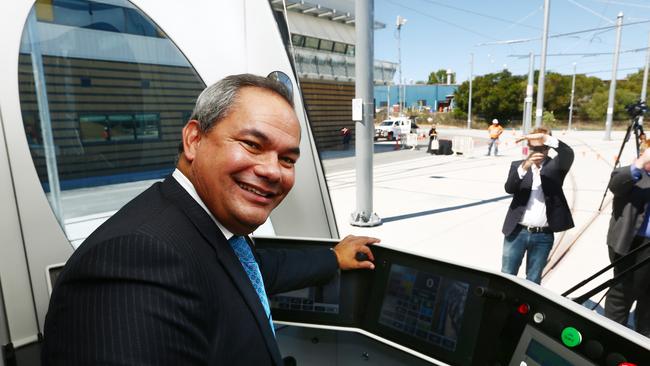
left=270, top=0, right=386, bottom=32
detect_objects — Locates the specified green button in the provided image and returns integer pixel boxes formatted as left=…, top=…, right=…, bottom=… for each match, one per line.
left=561, top=327, right=582, bottom=348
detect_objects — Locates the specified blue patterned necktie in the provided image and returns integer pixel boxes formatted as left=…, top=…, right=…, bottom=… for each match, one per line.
left=228, top=236, right=275, bottom=336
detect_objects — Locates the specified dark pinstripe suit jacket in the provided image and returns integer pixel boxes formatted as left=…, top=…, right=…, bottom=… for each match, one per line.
left=42, top=177, right=338, bottom=365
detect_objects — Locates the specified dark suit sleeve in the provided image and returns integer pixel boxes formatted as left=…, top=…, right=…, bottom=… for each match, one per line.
left=504, top=162, right=524, bottom=194
left=609, top=166, right=638, bottom=196
left=550, top=139, right=574, bottom=173
left=43, top=234, right=209, bottom=366
left=257, top=247, right=338, bottom=295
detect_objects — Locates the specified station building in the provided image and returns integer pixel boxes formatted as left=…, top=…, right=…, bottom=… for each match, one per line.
left=270, top=0, right=397, bottom=149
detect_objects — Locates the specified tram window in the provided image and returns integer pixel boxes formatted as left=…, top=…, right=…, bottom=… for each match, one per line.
left=19, top=0, right=206, bottom=244
left=346, top=45, right=355, bottom=56
left=38, top=0, right=163, bottom=38
left=135, top=114, right=161, bottom=140
left=79, top=114, right=160, bottom=144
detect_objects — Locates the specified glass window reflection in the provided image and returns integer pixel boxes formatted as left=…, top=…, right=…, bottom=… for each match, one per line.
left=19, top=0, right=205, bottom=245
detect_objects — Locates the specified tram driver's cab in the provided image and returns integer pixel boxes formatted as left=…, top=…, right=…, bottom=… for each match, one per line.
left=0, top=1, right=648, bottom=365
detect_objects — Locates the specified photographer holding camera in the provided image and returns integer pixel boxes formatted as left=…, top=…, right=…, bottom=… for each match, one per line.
left=500, top=127, right=575, bottom=284
left=605, top=137, right=650, bottom=336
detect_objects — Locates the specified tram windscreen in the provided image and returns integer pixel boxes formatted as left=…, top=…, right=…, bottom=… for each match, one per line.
left=378, top=264, right=469, bottom=351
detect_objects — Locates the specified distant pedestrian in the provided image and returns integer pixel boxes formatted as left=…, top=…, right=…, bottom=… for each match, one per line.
left=501, top=127, right=574, bottom=284
left=340, top=127, right=351, bottom=149
left=486, top=119, right=503, bottom=156
left=427, top=125, right=438, bottom=154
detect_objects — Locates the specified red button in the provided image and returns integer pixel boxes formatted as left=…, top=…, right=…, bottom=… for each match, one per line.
left=619, top=363, right=637, bottom=366
left=517, top=303, right=530, bottom=314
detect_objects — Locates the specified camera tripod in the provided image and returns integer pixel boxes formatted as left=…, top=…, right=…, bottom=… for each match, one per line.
left=597, top=112, right=645, bottom=211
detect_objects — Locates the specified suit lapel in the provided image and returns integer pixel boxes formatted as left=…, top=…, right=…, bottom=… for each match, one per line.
left=160, top=177, right=283, bottom=365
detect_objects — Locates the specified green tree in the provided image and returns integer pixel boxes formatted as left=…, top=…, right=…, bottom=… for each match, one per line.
left=427, top=69, right=455, bottom=84
left=453, top=70, right=525, bottom=126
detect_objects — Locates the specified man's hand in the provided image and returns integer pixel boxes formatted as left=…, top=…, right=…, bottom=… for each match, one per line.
left=634, top=148, right=650, bottom=170
left=521, top=152, right=546, bottom=170
left=332, top=235, right=380, bottom=270
left=516, top=133, right=547, bottom=145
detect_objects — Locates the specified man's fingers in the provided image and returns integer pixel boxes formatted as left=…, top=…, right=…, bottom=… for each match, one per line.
left=358, top=260, right=375, bottom=270
left=357, top=244, right=375, bottom=262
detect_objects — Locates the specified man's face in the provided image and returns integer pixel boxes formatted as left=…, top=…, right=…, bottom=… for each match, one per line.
left=185, top=87, right=300, bottom=235
left=529, top=136, right=550, bottom=156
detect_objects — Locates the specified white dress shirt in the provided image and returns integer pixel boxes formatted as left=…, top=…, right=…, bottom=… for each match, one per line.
left=172, top=169, right=234, bottom=239
left=517, top=135, right=559, bottom=228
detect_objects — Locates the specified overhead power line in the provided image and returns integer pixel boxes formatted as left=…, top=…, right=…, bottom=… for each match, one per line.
left=584, top=66, right=641, bottom=75
left=416, top=0, right=541, bottom=30
left=383, top=0, right=498, bottom=41
left=476, top=19, right=650, bottom=46
left=587, top=0, right=650, bottom=10
left=507, top=46, right=650, bottom=58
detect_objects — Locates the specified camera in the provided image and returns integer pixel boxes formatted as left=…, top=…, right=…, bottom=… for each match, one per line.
left=626, top=100, right=648, bottom=118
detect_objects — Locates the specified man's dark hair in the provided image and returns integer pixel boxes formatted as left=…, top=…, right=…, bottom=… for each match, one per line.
left=179, top=74, right=294, bottom=153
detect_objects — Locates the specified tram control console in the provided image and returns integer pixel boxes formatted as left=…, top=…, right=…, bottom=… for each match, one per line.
left=255, top=237, right=650, bottom=366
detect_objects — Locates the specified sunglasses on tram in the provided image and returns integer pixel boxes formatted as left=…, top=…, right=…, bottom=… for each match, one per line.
left=530, top=145, right=550, bottom=153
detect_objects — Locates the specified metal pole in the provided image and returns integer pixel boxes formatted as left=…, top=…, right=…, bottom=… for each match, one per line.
left=524, top=52, right=535, bottom=135
left=640, top=31, right=650, bottom=126
left=386, top=83, right=390, bottom=118
left=535, top=0, right=551, bottom=127
left=397, top=16, right=405, bottom=116
left=467, top=53, right=473, bottom=129
left=604, top=12, right=624, bottom=140
left=350, top=0, right=380, bottom=227
left=27, top=9, right=63, bottom=224
left=568, top=62, right=576, bottom=131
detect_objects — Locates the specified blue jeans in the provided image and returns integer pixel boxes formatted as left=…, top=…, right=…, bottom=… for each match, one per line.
left=487, top=138, right=498, bottom=155
left=501, top=226, right=554, bottom=284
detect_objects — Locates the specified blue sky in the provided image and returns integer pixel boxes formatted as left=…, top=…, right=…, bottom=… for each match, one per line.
left=373, top=0, right=650, bottom=84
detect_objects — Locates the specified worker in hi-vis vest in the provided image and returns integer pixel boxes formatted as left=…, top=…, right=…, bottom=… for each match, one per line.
left=487, top=119, right=504, bottom=156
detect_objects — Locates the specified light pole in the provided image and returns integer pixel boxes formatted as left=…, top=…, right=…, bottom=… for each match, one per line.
left=568, top=62, right=576, bottom=131
left=604, top=12, right=624, bottom=140
left=640, top=31, right=650, bottom=126
left=535, top=0, right=551, bottom=127
left=467, top=53, right=473, bottom=129
left=396, top=15, right=407, bottom=116
left=350, top=0, right=380, bottom=227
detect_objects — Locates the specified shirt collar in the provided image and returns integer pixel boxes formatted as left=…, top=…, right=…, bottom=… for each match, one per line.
left=172, top=168, right=234, bottom=240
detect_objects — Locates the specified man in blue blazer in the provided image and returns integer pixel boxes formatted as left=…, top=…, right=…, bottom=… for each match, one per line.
left=42, top=74, right=379, bottom=365
left=501, top=127, right=574, bottom=284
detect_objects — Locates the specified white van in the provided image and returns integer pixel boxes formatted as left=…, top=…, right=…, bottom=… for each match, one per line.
left=374, top=117, right=413, bottom=141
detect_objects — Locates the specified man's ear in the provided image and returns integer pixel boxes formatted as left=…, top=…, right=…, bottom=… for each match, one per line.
left=182, top=120, right=202, bottom=162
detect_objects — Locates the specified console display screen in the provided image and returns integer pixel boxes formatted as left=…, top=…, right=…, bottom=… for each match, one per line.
left=378, top=264, right=470, bottom=351
left=509, top=325, right=596, bottom=366
left=270, top=281, right=340, bottom=315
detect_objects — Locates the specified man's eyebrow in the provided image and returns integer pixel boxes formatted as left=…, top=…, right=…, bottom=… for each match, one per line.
left=241, top=128, right=300, bottom=156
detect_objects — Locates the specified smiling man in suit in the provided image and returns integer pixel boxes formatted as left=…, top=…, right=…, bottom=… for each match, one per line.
left=42, top=74, right=379, bottom=365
